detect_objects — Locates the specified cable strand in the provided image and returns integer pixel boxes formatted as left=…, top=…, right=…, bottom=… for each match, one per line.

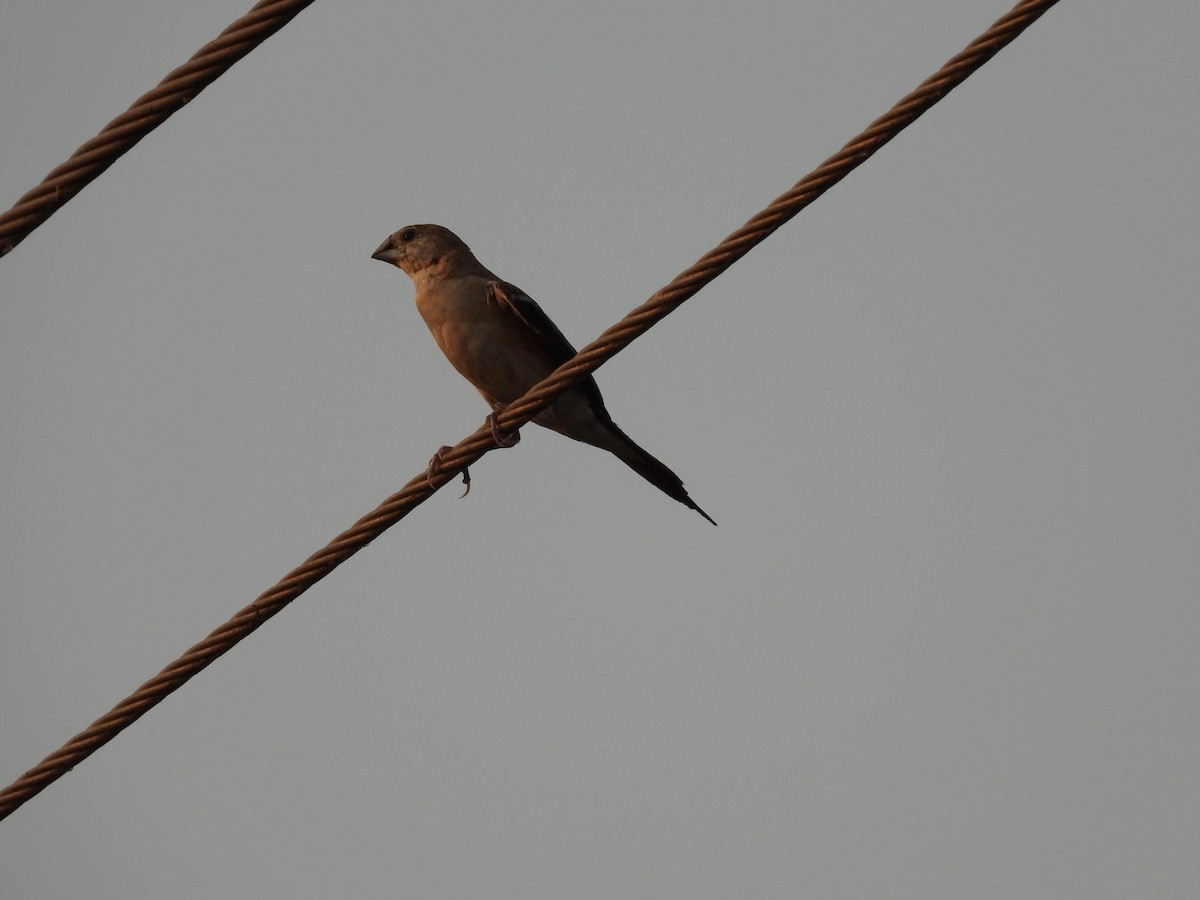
left=0, top=0, right=316, bottom=257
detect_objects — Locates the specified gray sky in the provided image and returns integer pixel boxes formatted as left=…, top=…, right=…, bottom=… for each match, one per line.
left=2, top=1, right=1198, bottom=897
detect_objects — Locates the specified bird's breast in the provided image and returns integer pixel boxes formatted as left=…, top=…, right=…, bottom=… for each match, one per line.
left=415, top=283, right=554, bottom=405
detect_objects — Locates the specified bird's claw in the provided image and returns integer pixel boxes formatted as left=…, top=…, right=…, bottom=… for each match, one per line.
left=486, top=408, right=521, bottom=448
left=427, top=445, right=471, bottom=498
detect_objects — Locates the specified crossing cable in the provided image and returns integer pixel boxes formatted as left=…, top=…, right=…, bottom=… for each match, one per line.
left=0, top=0, right=1061, bottom=822
left=0, top=0, right=316, bottom=258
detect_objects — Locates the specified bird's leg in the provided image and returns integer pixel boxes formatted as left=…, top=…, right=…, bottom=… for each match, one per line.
left=486, top=403, right=521, bottom=448
left=427, top=445, right=471, bottom=498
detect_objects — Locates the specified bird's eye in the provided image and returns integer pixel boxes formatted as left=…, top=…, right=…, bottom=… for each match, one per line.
left=400, top=229, right=417, bottom=243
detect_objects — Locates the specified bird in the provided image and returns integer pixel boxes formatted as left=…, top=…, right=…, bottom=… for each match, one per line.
left=372, top=224, right=715, bottom=525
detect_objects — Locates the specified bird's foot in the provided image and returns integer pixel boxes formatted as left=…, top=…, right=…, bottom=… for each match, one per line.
left=486, top=405, right=521, bottom=448
left=427, top=445, right=471, bottom=498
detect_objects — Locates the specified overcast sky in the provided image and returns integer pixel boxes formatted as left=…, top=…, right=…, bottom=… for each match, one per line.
left=2, top=2, right=1198, bottom=897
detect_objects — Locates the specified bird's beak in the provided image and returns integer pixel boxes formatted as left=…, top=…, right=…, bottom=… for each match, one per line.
left=372, top=238, right=401, bottom=265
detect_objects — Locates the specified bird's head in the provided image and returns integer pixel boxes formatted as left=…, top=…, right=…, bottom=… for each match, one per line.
left=371, top=224, right=471, bottom=277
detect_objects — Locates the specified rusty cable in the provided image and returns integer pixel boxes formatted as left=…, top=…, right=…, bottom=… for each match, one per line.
left=0, top=0, right=316, bottom=258
left=0, top=0, right=1060, bottom=821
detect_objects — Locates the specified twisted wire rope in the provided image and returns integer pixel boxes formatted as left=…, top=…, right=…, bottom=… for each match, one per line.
left=0, top=0, right=1060, bottom=821
left=0, top=0, right=316, bottom=257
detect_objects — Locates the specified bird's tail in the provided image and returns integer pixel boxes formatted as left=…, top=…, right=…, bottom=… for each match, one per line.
left=601, top=423, right=717, bottom=526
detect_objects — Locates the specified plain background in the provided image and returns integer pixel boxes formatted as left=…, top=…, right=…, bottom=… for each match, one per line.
left=2, top=2, right=1197, bottom=897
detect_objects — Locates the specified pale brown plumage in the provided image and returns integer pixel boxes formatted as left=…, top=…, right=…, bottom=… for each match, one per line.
left=372, top=224, right=715, bottom=525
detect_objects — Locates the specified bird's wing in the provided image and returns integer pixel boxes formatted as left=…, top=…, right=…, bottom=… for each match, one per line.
left=486, top=280, right=610, bottom=418
left=487, top=280, right=578, bottom=363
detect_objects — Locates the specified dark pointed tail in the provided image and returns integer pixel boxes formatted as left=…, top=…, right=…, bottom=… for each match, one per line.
left=604, top=423, right=717, bottom=526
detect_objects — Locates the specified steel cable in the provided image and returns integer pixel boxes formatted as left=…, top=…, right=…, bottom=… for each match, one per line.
left=0, top=0, right=1060, bottom=821
left=0, top=0, right=317, bottom=258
